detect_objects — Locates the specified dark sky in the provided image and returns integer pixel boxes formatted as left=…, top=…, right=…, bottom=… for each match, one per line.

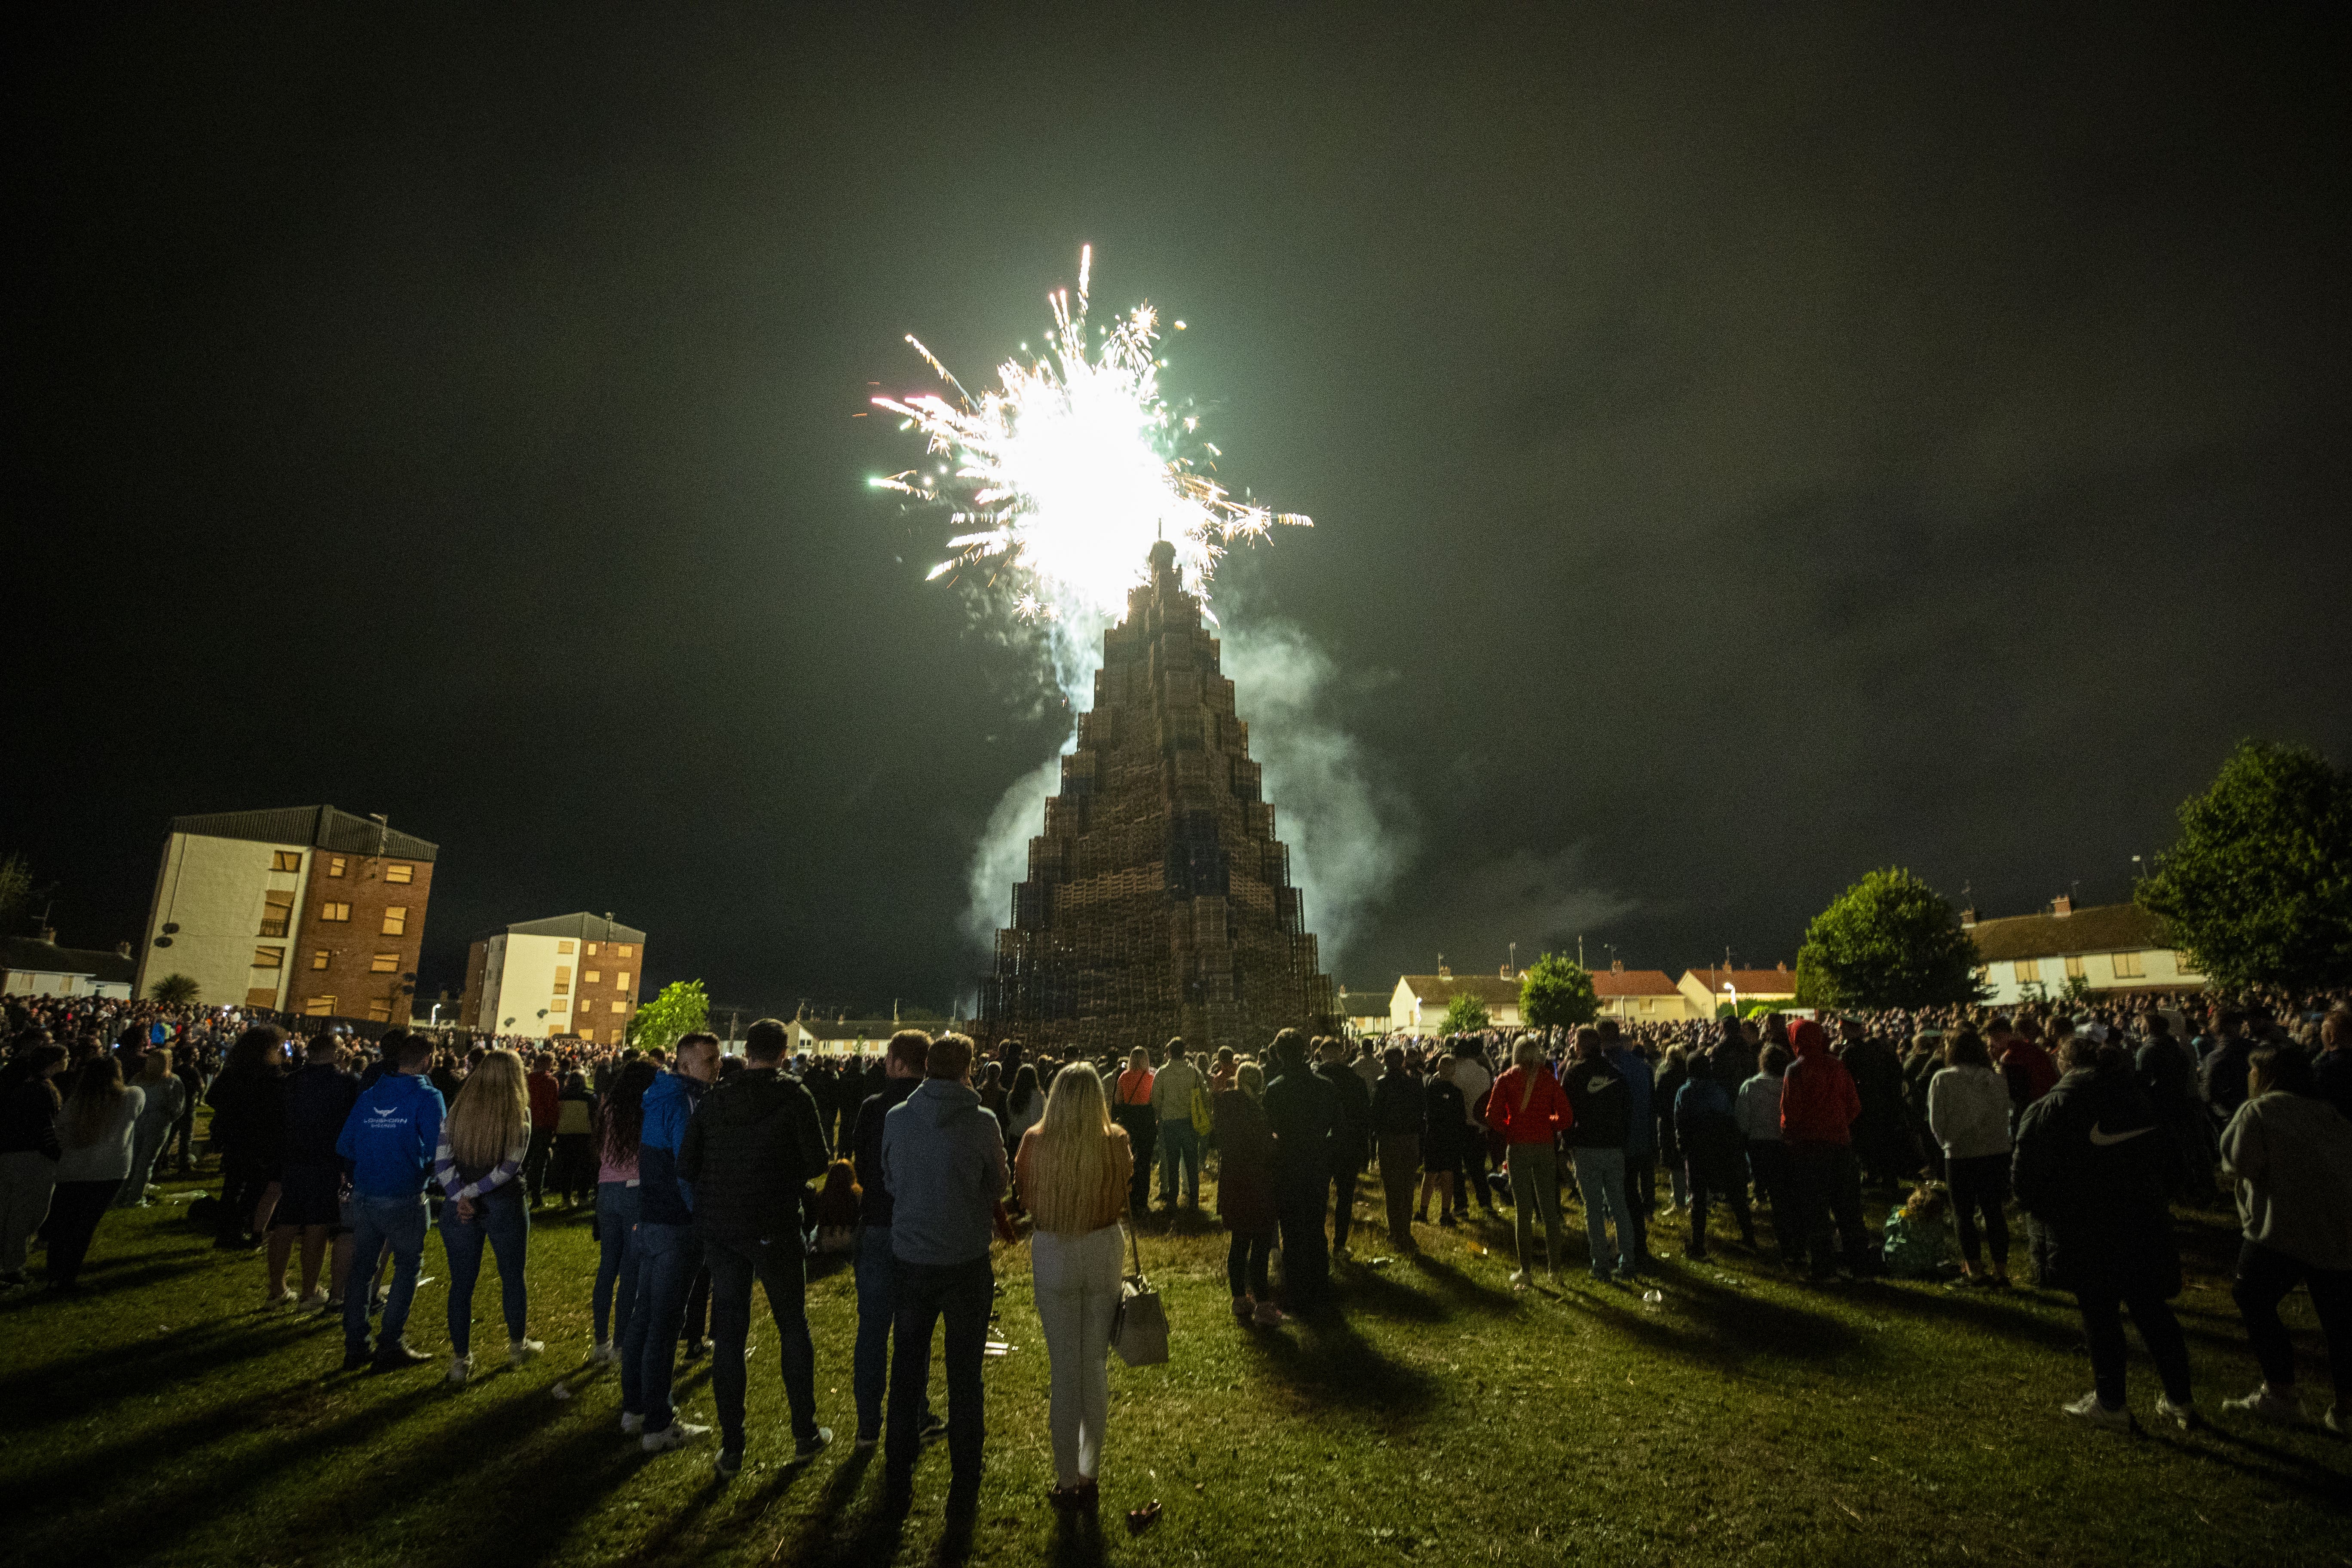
left=13, top=4, right=2349, bottom=1015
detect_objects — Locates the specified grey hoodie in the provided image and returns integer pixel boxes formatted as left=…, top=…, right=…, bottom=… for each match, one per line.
left=2220, top=1090, right=2352, bottom=1271
left=878, top=1078, right=1007, bottom=1267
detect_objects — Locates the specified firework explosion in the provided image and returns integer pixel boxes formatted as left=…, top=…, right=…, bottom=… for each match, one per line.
left=870, top=245, right=1308, bottom=631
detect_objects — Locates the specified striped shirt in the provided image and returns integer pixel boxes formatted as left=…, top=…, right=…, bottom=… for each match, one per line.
left=432, top=1116, right=532, bottom=1203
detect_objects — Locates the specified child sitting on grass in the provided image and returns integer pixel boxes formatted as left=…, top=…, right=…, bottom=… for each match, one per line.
left=810, top=1159, right=859, bottom=1254
left=1880, top=1184, right=1960, bottom=1280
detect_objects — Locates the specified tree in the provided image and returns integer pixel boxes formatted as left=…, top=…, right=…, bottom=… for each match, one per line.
left=1439, top=992, right=1491, bottom=1034
left=1519, top=952, right=1600, bottom=1029
left=628, top=979, right=711, bottom=1053
left=0, top=852, right=34, bottom=934
left=2138, top=740, right=2352, bottom=990
left=1794, top=868, right=1984, bottom=1011
left=150, top=973, right=201, bottom=1007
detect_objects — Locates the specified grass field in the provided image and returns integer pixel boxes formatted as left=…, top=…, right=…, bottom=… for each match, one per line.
left=3, top=1131, right=2346, bottom=1568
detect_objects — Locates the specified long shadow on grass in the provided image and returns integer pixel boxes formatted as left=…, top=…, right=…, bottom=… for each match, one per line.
left=2146, top=1424, right=2352, bottom=1511
left=1564, top=1271, right=1865, bottom=1372
left=1239, top=1309, right=1438, bottom=1416
left=0, top=1311, right=343, bottom=1435
left=1402, top=1254, right=1519, bottom=1318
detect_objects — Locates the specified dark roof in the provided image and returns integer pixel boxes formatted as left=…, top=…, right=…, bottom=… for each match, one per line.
left=505, top=913, right=648, bottom=943
left=1337, top=989, right=1391, bottom=1016
left=0, top=937, right=136, bottom=984
left=171, top=806, right=438, bottom=862
left=1967, top=902, right=2174, bottom=962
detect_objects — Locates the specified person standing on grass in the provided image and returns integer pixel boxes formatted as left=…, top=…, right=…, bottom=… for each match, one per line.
left=590, top=1059, right=656, bottom=1365
left=1488, top=1034, right=1571, bottom=1287
left=1216, top=1060, right=1280, bottom=1322
left=1418, top=1056, right=1466, bottom=1226
left=1265, top=1029, right=1338, bottom=1314
left=44, top=1055, right=143, bottom=1289
left=119, top=1047, right=184, bottom=1208
left=1928, top=1029, right=2015, bottom=1288
left=206, top=1026, right=287, bottom=1250
left=1736, top=1044, right=1792, bottom=1250
left=1017, top=1062, right=1133, bottom=1512
left=850, top=1031, right=946, bottom=1452
left=523, top=1051, right=560, bottom=1207
left=268, top=1033, right=359, bottom=1309
left=1563, top=1027, right=1644, bottom=1281
left=1449, top=1038, right=1501, bottom=1218
left=1370, top=1047, right=1425, bottom=1253
left=2014, top=1030, right=2196, bottom=1432
left=1604, top=1020, right=1659, bottom=1221
left=336, top=1029, right=445, bottom=1373
left=1316, top=1037, right=1372, bottom=1260
left=1112, top=1047, right=1157, bottom=1216
left=879, top=1032, right=1008, bottom=1520
left=433, top=1048, right=542, bottom=1387
left=1674, top=1055, right=1753, bottom=1260
left=1148, top=1040, right=1206, bottom=1212
left=622, top=1031, right=718, bottom=1450
left=1780, top=1019, right=1872, bottom=1280
left=2216, top=1044, right=2352, bottom=1433
left=679, top=1018, right=834, bottom=1479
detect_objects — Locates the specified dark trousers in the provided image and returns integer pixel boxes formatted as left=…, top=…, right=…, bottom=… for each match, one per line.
left=2078, top=1285, right=2192, bottom=1407
left=1746, top=1139, right=1795, bottom=1247
left=887, top=1253, right=992, bottom=1493
left=166, top=1114, right=195, bottom=1170
left=2235, top=1239, right=2352, bottom=1403
left=45, top=1178, right=121, bottom=1285
left=1786, top=1144, right=1870, bottom=1277
left=682, top=1263, right=712, bottom=1345
left=1625, top=1149, right=1657, bottom=1219
left=1376, top=1134, right=1420, bottom=1248
left=218, top=1154, right=271, bottom=1243
left=1114, top=1106, right=1156, bottom=1211
left=1687, top=1167, right=1751, bottom=1255
left=523, top=1127, right=554, bottom=1204
left=1329, top=1152, right=1365, bottom=1252
left=439, top=1186, right=529, bottom=1357
left=1456, top=1128, right=1500, bottom=1211
left=621, top=1222, right=701, bottom=1431
left=704, top=1232, right=821, bottom=1451
left=1274, top=1159, right=1329, bottom=1308
left=1227, top=1231, right=1273, bottom=1298
left=1947, top=1153, right=2011, bottom=1269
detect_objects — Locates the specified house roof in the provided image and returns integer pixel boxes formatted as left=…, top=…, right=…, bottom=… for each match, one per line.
left=1680, top=966, right=1798, bottom=996
left=1397, top=974, right=1522, bottom=1008
left=1337, top=989, right=1391, bottom=1017
left=1593, top=968, right=1682, bottom=998
left=0, top=937, right=136, bottom=984
left=1966, top=902, right=2174, bottom=963
left=172, top=806, right=438, bottom=862
left=505, top=913, right=649, bottom=943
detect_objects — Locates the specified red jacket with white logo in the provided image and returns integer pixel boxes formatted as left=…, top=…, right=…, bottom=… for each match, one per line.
left=1779, top=1021, right=1861, bottom=1147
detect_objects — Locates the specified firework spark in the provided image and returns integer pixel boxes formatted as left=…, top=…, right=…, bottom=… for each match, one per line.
left=870, top=245, right=1308, bottom=627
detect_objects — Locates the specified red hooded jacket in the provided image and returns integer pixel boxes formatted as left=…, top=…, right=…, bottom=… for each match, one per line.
left=1779, top=1020, right=1861, bottom=1146
left=1485, top=1064, right=1572, bottom=1144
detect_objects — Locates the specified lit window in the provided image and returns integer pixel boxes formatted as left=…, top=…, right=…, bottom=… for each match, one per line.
left=578, top=1027, right=595, bottom=1043
left=367, top=999, right=392, bottom=1023
left=305, top=995, right=337, bottom=1017
left=611, top=1001, right=625, bottom=1014
left=617, top=944, right=634, bottom=958
left=381, top=906, right=407, bottom=936
left=2064, top=956, right=2085, bottom=980
left=327, top=857, right=347, bottom=877
left=616, top=971, right=631, bottom=993
left=311, top=951, right=330, bottom=971
left=559, top=940, right=575, bottom=955
left=245, top=987, right=278, bottom=1010
left=257, top=891, right=295, bottom=937
left=385, top=863, right=413, bottom=884
left=272, top=850, right=302, bottom=872
left=553, top=965, right=571, bottom=994
left=371, top=953, right=400, bottom=974
left=251, top=946, right=285, bottom=969
left=550, top=996, right=568, bottom=1012
left=586, top=943, right=599, bottom=956
left=2014, top=959, right=2040, bottom=984
left=319, top=901, right=351, bottom=923
left=584, top=969, right=601, bottom=985
left=2111, top=951, right=2144, bottom=979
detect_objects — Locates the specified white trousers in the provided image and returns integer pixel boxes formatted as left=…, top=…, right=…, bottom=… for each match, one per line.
left=1030, top=1221, right=1124, bottom=1486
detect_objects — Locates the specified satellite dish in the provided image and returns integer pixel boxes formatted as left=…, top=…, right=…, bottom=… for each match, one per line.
left=153, top=936, right=173, bottom=948
left=162, top=922, right=180, bottom=934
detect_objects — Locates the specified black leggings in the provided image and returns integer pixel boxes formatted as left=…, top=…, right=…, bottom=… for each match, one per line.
left=2235, top=1239, right=2352, bottom=1403
left=46, top=1178, right=122, bottom=1285
left=2077, top=1286, right=2192, bottom=1408
left=1226, top=1231, right=1272, bottom=1298
left=1947, top=1153, right=2010, bottom=1269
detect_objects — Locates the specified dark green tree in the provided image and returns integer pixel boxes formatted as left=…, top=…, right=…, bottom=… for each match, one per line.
left=0, top=852, right=38, bottom=935
left=149, top=973, right=201, bottom=1007
left=2138, top=740, right=2352, bottom=990
left=1518, top=952, right=1600, bottom=1029
left=1439, top=992, right=1491, bottom=1034
left=1794, top=868, right=1984, bottom=1010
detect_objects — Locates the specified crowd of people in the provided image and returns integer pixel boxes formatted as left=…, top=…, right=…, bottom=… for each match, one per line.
left=0, top=986, right=2346, bottom=1522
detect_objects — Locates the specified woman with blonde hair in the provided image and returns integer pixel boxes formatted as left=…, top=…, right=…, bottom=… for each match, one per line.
left=1015, top=1061, right=1134, bottom=1511
left=46, top=1055, right=144, bottom=1288
left=432, top=1047, right=542, bottom=1384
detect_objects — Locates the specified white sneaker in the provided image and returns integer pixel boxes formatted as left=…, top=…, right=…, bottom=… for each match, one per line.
left=446, top=1354, right=472, bottom=1387
left=2223, top=1387, right=2300, bottom=1425
left=642, top=1419, right=710, bottom=1453
left=265, top=1288, right=295, bottom=1307
left=591, top=1340, right=619, bottom=1364
left=299, top=1287, right=328, bottom=1310
left=2063, top=1392, right=2130, bottom=1430
left=619, top=1412, right=645, bottom=1436
left=2155, top=1395, right=2196, bottom=1431
left=1508, top=1270, right=1531, bottom=1291
left=509, top=1338, right=544, bottom=1369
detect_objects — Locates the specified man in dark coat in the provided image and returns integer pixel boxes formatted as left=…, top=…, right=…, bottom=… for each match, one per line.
left=1837, top=1018, right=1917, bottom=1188
left=1315, top=1038, right=1372, bottom=1259
left=2014, top=1032, right=2194, bottom=1431
left=1264, top=1029, right=1338, bottom=1310
left=2136, top=1014, right=2213, bottom=1202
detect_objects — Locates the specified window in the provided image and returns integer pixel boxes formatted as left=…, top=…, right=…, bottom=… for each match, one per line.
left=611, top=1000, right=625, bottom=1014
left=550, top=996, right=568, bottom=1013
left=586, top=943, right=600, bottom=956
left=584, top=969, right=601, bottom=985
left=578, top=1027, right=595, bottom=1044
left=367, top=999, right=392, bottom=1023
left=2064, top=956, right=2085, bottom=980
left=327, top=856, right=347, bottom=877
left=259, top=891, right=295, bottom=937
left=2174, top=950, right=2197, bottom=973
left=304, top=995, right=337, bottom=1017
left=249, top=946, right=283, bottom=969
left=370, top=952, right=400, bottom=974
left=245, top=986, right=278, bottom=1009
left=553, top=965, right=571, bottom=994
left=617, top=944, right=634, bottom=958
left=2111, top=950, right=2145, bottom=979
left=319, top=901, right=351, bottom=923
left=2013, top=959, right=2041, bottom=984
left=381, top=906, right=407, bottom=936
left=385, top=863, right=413, bottom=884
left=558, top=940, right=575, bottom=955
left=272, top=850, right=302, bottom=872
left=311, top=950, right=330, bottom=971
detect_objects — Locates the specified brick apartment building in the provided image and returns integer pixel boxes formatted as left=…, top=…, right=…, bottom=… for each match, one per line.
left=459, top=912, right=648, bottom=1042
left=136, top=806, right=438, bottom=1024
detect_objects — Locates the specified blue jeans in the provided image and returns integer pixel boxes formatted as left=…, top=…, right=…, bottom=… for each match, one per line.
left=343, top=1194, right=429, bottom=1358
left=440, top=1183, right=530, bottom=1357
left=1158, top=1119, right=1202, bottom=1205
left=886, top=1253, right=992, bottom=1492
left=854, top=1225, right=933, bottom=1439
left=622, top=1221, right=702, bottom=1430
left=704, top=1231, right=820, bottom=1451
left=1570, top=1147, right=1645, bottom=1277
left=594, top=1182, right=641, bottom=1344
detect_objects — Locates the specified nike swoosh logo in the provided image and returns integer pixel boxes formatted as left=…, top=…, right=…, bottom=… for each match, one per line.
left=1587, top=1077, right=1613, bottom=1093
left=2087, top=1123, right=2153, bottom=1146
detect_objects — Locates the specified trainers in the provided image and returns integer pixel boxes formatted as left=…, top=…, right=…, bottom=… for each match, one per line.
left=714, top=1447, right=743, bottom=1480
left=641, top=1419, right=710, bottom=1453
left=682, top=1339, right=708, bottom=1360
left=619, top=1412, right=645, bottom=1436
left=1508, top=1270, right=1532, bottom=1291
left=1252, top=1300, right=1285, bottom=1327
left=1231, top=1294, right=1255, bottom=1321
left=916, top=1413, right=948, bottom=1443
left=300, top=1287, right=329, bottom=1310
left=508, top=1338, right=544, bottom=1369
left=340, top=1347, right=373, bottom=1373
left=2223, top=1387, right=2300, bottom=1425
left=371, top=1341, right=432, bottom=1373
left=2063, top=1392, right=2131, bottom=1430
left=791, top=1427, right=833, bottom=1463
left=2155, top=1395, right=2197, bottom=1431
left=591, top=1340, right=619, bottom=1364
left=854, top=1430, right=881, bottom=1450
left=446, top=1354, right=472, bottom=1387
left=265, top=1287, right=295, bottom=1307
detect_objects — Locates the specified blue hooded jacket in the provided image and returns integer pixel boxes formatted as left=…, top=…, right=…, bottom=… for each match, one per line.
left=1610, top=1046, right=1656, bottom=1156
left=637, top=1069, right=706, bottom=1227
left=334, top=1070, right=446, bottom=1200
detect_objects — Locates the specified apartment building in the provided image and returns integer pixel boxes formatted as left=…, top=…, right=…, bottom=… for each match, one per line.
left=460, top=913, right=647, bottom=1041
left=136, top=806, right=438, bottom=1023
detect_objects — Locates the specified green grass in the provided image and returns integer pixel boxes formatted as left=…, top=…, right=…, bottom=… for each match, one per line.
left=4, top=1139, right=2347, bottom=1568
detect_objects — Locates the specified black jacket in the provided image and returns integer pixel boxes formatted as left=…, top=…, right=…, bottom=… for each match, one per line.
left=1316, top=1061, right=1372, bottom=1162
left=2013, top=1064, right=2182, bottom=1298
left=852, top=1074, right=921, bottom=1227
left=1263, top=1064, right=1337, bottom=1178
left=1370, top=1069, right=1426, bottom=1137
left=206, top=1067, right=286, bottom=1168
left=678, top=1066, right=830, bottom=1243
left=283, top=1063, right=360, bottom=1168
left=0, top=1077, right=62, bottom=1160
left=1562, top=1055, right=1630, bottom=1149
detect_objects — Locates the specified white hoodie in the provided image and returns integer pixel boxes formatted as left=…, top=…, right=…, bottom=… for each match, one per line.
left=1927, top=1065, right=2012, bottom=1161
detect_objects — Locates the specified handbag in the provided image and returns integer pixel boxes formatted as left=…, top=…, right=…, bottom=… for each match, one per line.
left=1109, top=1205, right=1170, bottom=1367
left=1189, top=1078, right=1213, bottom=1137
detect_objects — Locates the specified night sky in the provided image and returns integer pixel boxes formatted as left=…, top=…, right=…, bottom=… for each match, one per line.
left=14, top=5, right=2349, bottom=1018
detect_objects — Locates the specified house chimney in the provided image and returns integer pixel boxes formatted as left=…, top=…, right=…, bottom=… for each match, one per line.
left=2053, top=894, right=2073, bottom=917
left=1611, top=959, right=1625, bottom=973
left=1961, top=907, right=1977, bottom=928
left=1499, top=964, right=1511, bottom=980
left=1776, top=961, right=1788, bottom=973
left=1437, top=964, right=1451, bottom=980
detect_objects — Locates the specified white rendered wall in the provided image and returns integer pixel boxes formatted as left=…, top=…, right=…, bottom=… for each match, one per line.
left=138, top=832, right=314, bottom=1010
